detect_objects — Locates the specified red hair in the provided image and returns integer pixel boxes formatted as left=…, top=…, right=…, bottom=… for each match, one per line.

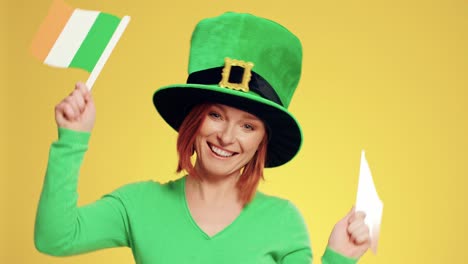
left=176, top=103, right=268, bottom=205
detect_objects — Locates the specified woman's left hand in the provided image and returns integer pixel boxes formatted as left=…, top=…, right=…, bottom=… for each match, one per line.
left=327, top=207, right=371, bottom=259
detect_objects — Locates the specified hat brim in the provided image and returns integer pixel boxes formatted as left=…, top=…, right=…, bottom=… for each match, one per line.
left=153, top=83, right=302, bottom=167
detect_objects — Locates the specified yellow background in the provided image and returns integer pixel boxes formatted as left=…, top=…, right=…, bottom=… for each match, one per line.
left=2, top=0, right=467, bottom=263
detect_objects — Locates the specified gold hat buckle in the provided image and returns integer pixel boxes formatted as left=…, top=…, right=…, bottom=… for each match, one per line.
left=219, top=58, right=254, bottom=92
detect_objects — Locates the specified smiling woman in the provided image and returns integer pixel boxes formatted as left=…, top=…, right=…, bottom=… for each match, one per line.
left=178, top=103, right=268, bottom=204
left=35, top=11, right=371, bottom=264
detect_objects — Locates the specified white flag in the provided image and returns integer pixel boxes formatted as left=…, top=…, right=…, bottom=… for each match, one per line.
left=355, top=150, right=383, bottom=254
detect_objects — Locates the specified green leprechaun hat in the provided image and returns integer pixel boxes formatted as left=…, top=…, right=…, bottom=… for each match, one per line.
left=153, top=12, right=303, bottom=168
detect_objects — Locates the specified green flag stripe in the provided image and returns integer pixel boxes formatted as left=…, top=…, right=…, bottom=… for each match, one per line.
left=69, top=13, right=120, bottom=72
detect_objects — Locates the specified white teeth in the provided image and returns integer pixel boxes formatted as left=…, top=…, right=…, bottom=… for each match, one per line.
left=210, top=145, right=234, bottom=157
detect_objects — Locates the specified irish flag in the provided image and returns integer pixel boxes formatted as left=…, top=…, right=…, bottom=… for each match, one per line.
left=31, top=0, right=130, bottom=89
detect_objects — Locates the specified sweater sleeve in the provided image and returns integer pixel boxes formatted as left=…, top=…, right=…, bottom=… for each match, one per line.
left=321, top=247, right=358, bottom=264
left=34, top=128, right=131, bottom=256
left=280, top=201, right=313, bottom=263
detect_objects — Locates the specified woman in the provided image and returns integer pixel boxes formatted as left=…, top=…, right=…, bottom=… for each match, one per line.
left=35, top=12, right=370, bottom=263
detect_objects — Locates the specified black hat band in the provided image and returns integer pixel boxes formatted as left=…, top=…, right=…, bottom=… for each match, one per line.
left=186, top=67, right=283, bottom=106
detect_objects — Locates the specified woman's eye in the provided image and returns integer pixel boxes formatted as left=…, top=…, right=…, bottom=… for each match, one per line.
left=208, top=112, right=221, bottom=119
left=243, top=124, right=254, bottom=130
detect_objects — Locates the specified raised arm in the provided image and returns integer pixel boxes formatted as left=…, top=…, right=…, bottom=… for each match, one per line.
left=35, top=83, right=130, bottom=256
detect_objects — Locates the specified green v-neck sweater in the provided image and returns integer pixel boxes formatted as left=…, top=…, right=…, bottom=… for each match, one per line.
left=35, top=128, right=357, bottom=264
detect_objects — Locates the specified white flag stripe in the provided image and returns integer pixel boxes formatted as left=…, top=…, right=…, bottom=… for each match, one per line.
left=44, top=9, right=99, bottom=68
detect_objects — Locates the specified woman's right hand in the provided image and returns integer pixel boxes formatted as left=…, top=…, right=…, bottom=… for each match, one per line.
left=55, top=82, right=96, bottom=132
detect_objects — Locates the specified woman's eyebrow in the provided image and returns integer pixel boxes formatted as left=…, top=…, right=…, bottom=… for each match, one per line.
left=241, top=115, right=261, bottom=122
left=211, top=104, right=227, bottom=114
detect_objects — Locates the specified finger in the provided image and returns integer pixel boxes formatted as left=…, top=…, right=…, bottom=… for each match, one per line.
left=348, top=210, right=366, bottom=224
left=62, top=101, right=78, bottom=120
left=351, top=226, right=370, bottom=245
left=83, top=86, right=94, bottom=105
left=71, top=88, right=86, bottom=113
left=55, top=101, right=76, bottom=122
left=347, top=214, right=367, bottom=234
left=348, top=220, right=370, bottom=243
left=64, top=96, right=80, bottom=119
left=77, top=82, right=93, bottom=112
left=75, top=81, right=89, bottom=92
left=55, top=103, right=67, bottom=123
left=75, top=82, right=91, bottom=98
left=356, top=230, right=370, bottom=244
left=347, top=220, right=360, bottom=235
left=355, top=211, right=366, bottom=219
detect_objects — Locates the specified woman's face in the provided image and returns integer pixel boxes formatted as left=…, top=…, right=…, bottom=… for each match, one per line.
left=194, top=104, right=266, bottom=180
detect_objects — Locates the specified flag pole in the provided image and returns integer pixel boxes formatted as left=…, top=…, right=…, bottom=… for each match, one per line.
left=86, top=15, right=131, bottom=90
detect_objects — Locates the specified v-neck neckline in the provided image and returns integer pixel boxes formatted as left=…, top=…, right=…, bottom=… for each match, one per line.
left=180, top=176, right=247, bottom=240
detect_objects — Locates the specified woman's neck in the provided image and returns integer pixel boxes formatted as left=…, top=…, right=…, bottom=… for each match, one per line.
left=184, top=173, right=243, bottom=237
left=185, top=173, right=240, bottom=207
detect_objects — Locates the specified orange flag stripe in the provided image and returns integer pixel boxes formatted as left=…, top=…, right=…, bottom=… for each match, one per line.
left=31, top=0, right=74, bottom=61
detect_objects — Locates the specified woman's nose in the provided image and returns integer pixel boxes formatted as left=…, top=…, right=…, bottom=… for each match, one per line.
left=217, top=125, right=236, bottom=145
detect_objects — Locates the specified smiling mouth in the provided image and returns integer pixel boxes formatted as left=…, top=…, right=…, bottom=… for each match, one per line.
left=208, top=143, right=237, bottom=158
